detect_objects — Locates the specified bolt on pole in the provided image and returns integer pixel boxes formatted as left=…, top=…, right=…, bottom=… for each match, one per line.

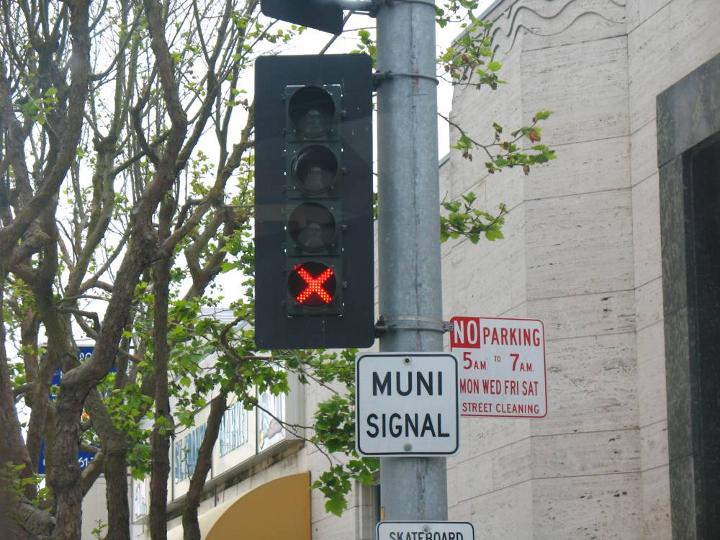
left=376, top=0, right=448, bottom=522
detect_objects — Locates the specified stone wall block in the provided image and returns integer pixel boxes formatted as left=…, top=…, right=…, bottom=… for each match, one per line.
left=528, top=291, right=636, bottom=341
left=658, top=157, right=688, bottom=316
left=532, top=474, right=642, bottom=539
left=522, top=36, right=629, bottom=146
left=629, top=0, right=720, bottom=133
left=635, top=277, right=663, bottom=331
left=525, top=190, right=634, bottom=299
left=443, top=209, right=527, bottom=317
left=454, top=416, right=532, bottom=466
left=531, top=429, right=641, bottom=479
left=656, top=39, right=720, bottom=166
left=635, top=321, right=668, bottom=428
left=667, top=455, right=698, bottom=539
left=490, top=0, right=627, bottom=54
left=525, top=136, right=630, bottom=201
left=631, top=173, right=662, bottom=287
left=662, top=308, right=693, bottom=461
left=452, top=482, right=534, bottom=540
left=639, top=421, right=669, bottom=472
left=630, top=119, right=657, bottom=187
left=639, top=465, right=672, bottom=540
left=626, top=0, right=671, bottom=32
left=538, top=333, right=637, bottom=434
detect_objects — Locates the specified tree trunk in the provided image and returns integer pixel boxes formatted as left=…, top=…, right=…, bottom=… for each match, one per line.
left=149, top=224, right=173, bottom=540
left=104, top=443, right=130, bottom=540
left=0, top=267, right=34, bottom=538
left=182, top=394, right=227, bottom=540
left=52, top=238, right=152, bottom=540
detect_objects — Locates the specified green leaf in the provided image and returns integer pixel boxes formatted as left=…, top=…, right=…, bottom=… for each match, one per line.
left=485, top=228, right=504, bottom=241
left=462, top=191, right=477, bottom=205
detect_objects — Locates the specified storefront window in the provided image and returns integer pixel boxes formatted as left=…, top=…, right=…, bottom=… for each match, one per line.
left=174, top=423, right=207, bottom=483
left=219, top=401, right=249, bottom=456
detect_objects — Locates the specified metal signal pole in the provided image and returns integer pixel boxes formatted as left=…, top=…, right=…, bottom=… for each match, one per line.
left=375, top=0, right=448, bottom=522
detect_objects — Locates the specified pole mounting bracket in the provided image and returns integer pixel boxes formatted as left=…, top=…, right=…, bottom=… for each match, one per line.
left=374, top=315, right=452, bottom=336
left=335, top=0, right=381, bottom=15
left=373, top=70, right=440, bottom=89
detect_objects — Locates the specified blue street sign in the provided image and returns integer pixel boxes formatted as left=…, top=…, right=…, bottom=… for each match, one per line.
left=40, top=345, right=98, bottom=474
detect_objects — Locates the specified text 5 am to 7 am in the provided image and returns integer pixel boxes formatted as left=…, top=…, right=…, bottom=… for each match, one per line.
left=450, top=316, right=547, bottom=418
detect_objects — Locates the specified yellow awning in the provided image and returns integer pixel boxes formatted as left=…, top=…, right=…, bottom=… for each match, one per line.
left=167, top=472, right=311, bottom=540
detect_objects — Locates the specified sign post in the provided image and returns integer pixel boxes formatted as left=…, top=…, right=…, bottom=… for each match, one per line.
left=375, top=0, right=447, bottom=522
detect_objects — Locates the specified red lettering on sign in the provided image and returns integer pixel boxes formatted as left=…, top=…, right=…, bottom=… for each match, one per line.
left=450, top=317, right=481, bottom=348
left=482, top=325, right=542, bottom=347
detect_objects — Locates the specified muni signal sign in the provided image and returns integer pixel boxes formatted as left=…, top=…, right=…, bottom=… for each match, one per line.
left=254, top=55, right=374, bottom=349
left=355, top=353, right=459, bottom=456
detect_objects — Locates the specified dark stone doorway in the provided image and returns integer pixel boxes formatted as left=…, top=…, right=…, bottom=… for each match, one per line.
left=658, top=53, right=720, bottom=540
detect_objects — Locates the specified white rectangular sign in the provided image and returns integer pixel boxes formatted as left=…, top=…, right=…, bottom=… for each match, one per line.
left=377, top=521, right=475, bottom=540
left=450, top=316, right=547, bottom=418
left=355, top=353, right=459, bottom=456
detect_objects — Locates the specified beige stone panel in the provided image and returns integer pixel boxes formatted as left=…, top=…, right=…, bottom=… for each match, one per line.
left=527, top=290, right=636, bottom=340
left=489, top=436, right=534, bottom=491
left=532, top=473, right=643, bottom=539
left=640, top=465, right=672, bottom=540
left=628, top=0, right=720, bottom=132
left=498, top=302, right=531, bottom=319
left=525, top=190, right=634, bottom=299
left=632, top=173, right=662, bottom=287
left=443, top=208, right=527, bottom=318
left=532, top=429, right=641, bottom=478
left=515, top=0, right=627, bottom=52
left=626, top=0, right=671, bottom=32
left=521, top=36, right=629, bottom=146
left=448, top=450, right=496, bottom=507
left=525, top=136, right=630, bottom=201
left=454, top=416, right=532, bottom=467
left=450, top=426, right=535, bottom=508
left=639, top=421, right=668, bottom=472
left=451, top=482, right=534, bottom=540
left=629, top=119, right=657, bottom=187
left=635, top=276, right=663, bottom=331
left=486, top=167, right=528, bottom=214
left=538, top=332, right=637, bottom=434
left=636, top=321, right=667, bottom=428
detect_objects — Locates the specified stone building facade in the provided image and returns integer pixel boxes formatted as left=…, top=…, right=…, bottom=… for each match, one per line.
left=129, top=1, right=720, bottom=538
left=440, top=0, right=720, bottom=538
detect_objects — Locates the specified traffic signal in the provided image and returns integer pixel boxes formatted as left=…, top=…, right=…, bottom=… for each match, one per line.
left=254, top=54, right=374, bottom=349
left=260, top=0, right=344, bottom=35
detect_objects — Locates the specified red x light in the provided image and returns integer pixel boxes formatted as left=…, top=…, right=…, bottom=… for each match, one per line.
left=288, top=262, right=337, bottom=307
